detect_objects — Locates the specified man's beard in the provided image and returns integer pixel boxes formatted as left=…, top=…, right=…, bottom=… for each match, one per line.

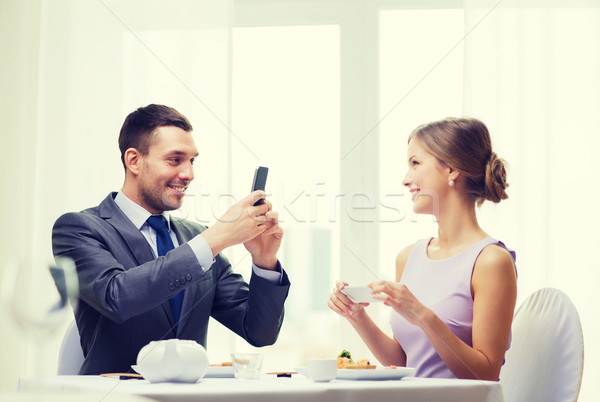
left=138, top=179, right=181, bottom=213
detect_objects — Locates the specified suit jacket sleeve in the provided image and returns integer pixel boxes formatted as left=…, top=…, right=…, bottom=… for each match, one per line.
left=208, top=254, right=290, bottom=346
left=52, top=210, right=205, bottom=324
left=53, top=201, right=290, bottom=349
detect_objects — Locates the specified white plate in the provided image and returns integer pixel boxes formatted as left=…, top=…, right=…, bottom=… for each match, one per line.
left=295, top=367, right=415, bottom=381
left=205, top=365, right=234, bottom=378
left=336, top=367, right=415, bottom=380
left=132, top=364, right=234, bottom=380
left=341, top=286, right=382, bottom=303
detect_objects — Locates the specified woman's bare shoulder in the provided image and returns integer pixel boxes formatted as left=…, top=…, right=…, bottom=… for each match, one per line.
left=476, top=244, right=515, bottom=274
left=472, top=243, right=517, bottom=290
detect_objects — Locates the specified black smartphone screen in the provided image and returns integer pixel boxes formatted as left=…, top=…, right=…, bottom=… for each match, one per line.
left=251, top=166, right=268, bottom=205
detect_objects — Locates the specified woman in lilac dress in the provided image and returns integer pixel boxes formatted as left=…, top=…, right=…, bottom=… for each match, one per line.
left=328, top=117, right=517, bottom=380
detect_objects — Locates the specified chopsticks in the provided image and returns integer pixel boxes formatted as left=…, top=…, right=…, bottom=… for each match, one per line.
left=266, top=371, right=298, bottom=378
left=100, top=373, right=143, bottom=380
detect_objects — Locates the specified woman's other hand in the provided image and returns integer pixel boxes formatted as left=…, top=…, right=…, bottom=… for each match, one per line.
left=369, top=281, right=431, bottom=327
left=328, top=280, right=369, bottom=322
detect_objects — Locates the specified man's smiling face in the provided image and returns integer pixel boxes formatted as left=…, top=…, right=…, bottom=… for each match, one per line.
left=136, top=125, right=199, bottom=214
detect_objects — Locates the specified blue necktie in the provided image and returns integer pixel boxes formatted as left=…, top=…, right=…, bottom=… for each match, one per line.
left=147, top=215, right=184, bottom=329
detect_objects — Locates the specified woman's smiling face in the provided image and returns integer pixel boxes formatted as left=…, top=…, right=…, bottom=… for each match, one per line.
left=402, top=138, right=451, bottom=216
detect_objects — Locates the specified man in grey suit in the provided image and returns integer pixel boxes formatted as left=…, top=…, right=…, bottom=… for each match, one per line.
left=52, top=104, right=290, bottom=375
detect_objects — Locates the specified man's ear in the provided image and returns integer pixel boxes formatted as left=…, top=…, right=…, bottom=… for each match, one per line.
left=124, top=148, right=142, bottom=176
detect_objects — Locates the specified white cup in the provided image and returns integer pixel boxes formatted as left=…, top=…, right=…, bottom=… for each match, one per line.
left=306, top=358, right=337, bottom=382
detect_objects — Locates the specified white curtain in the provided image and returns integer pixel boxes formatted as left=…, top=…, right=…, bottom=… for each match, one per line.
left=0, top=0, right=232, bottom=389
left=463, top=1, right=600, bottom=400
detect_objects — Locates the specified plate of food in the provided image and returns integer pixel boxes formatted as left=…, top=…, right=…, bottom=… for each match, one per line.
left=206, top=362, right=234, bottom=378
left=336, top=366, right=415, bottom=380
left=335, top=350, right=414, bottom=380
left=340, top=286, right=382, bottom=303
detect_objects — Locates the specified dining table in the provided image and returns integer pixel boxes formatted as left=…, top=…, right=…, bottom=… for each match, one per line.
left=16, top=373, right=505, bottom=402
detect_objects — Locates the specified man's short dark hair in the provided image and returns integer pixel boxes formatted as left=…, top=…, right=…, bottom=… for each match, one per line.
left=118, top=104, right=193, bottom=170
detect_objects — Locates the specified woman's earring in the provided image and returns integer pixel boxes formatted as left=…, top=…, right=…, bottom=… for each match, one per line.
left=448, top=180, right=455, bottom=187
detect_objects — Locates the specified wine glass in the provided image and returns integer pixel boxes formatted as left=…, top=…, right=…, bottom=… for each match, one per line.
left=1, top=256, right=78, bottom=375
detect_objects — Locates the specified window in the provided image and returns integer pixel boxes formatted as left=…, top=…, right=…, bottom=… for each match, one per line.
left=378, top=8, right=464, bottom=276
left=206, top=0, right=464, bottom=369
left=211, top=23, right=341, bottom=368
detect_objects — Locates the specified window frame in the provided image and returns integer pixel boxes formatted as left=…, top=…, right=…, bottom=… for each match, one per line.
left=233, top=0, right=462, bottom=283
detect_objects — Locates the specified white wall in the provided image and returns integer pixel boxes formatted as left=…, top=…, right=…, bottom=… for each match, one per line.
left=0, top=0, right=231, bottom=390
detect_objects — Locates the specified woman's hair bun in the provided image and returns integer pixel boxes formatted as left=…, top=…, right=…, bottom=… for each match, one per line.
left=484, top=152, right=509, bottom=204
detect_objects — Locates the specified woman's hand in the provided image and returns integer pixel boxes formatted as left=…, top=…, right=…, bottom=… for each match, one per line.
left=369, top=281, right=431, bottom=327
left=328, top=281, right=370, bottom=322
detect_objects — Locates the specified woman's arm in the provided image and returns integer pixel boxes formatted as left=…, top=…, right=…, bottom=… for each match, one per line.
left=345, top=307, right=406, bottom=366
left=328, top=281, right=405, bottom=366
left=327, top=244, right=414, bottom=367
left=371, top=244, right=516, bottom=380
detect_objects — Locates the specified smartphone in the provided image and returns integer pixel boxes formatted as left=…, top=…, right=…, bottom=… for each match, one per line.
left=251, top=166, right=268, bottom=206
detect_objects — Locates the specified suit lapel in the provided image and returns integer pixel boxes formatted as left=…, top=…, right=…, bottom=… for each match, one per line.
left=98, top=193, right=155, bottom=266
left=98, top=193, right=176, bottom=334
left=171, top=218, right=197, bottom=243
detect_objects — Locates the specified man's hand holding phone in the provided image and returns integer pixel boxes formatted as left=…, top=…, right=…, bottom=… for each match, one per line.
left=245, top=166, right=282, bottom=269
left=201, top=167, right=282, bottom=269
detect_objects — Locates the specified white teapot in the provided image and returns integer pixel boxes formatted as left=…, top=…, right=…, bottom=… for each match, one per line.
left=133, top=339, right=208, bottom=383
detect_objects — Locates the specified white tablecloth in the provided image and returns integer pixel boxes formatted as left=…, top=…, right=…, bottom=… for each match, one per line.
left=17, top=375, right=505, bottom=402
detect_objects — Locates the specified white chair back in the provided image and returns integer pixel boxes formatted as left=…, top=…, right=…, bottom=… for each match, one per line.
left=500, top=287, right=584, bottom=402
left=57, top=320, right=85, bottom=375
